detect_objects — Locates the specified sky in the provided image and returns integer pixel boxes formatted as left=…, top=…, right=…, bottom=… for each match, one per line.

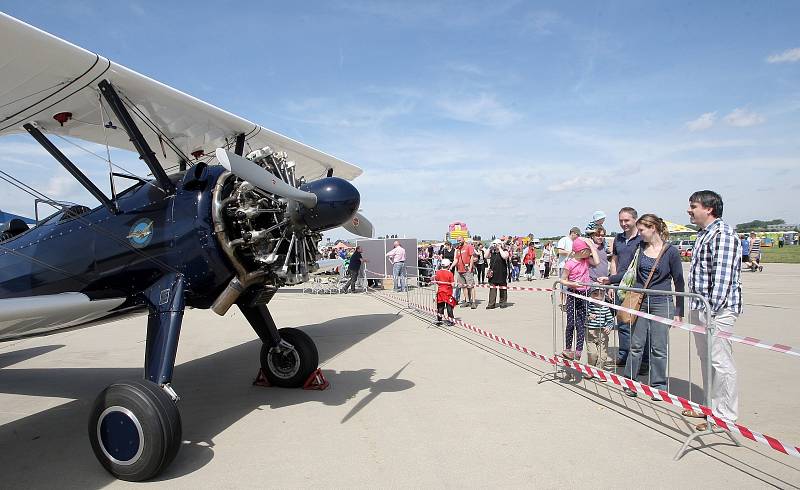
left=1, top=1, right=799, bottom=240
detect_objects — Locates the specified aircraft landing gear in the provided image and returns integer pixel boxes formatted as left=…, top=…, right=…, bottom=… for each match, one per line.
left=260, top=328, right=319, bottom=387
left=88, top=380, right=182, bottom=481
left=88, top=273, right=186, bottom=481
left=239, top=304, right=319, bottom=388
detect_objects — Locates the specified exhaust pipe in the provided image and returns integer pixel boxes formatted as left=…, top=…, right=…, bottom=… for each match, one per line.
left=211, top=277, right=245, bottom=315
left=210, top=172, right=265, bottom=315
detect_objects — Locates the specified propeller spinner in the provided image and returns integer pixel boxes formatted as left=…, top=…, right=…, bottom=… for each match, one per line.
left=215, top=148, right=373, bottom=237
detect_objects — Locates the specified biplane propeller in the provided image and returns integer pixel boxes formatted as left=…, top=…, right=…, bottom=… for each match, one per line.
left=0, top=12, right=373, bottom=481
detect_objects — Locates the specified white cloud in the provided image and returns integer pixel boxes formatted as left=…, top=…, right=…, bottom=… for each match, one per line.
left=282, top=97, right=415, bottom=128
left=44, top=174, right=80, bottom=200
left=766, top=47, right=800, bottom=64
left=331, top=0, right=521, bottom=28
left=523, top=10, right=561, bottom=35
left=723, top=108, right=766, bottom=127
left=685, top=112, right=716, bottom=131
left=436, top=93, right=521, bottom=126
left=445, top=62, right=485, bottom=76
left=547, top=175, right=606, bottom=192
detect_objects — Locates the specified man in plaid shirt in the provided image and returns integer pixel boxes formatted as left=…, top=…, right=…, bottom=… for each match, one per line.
left=685, top=190, right=742, bottom=431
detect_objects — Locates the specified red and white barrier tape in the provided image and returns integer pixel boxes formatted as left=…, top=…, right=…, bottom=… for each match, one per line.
left=366, top=269, right=555, bottom=292
left=370, top=269, right=800, bottom=358
left=432, top=279, right=555, bottom=293
left=368, top=287, right=800, bottom=459
left=550, top=357, right=800, bottom=458
left=561, top=289, right=800, bottom=359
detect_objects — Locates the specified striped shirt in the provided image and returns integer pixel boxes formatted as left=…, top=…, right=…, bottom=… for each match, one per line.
left=689, top=218, right=742, bottom=314
left=749, top=238, right=761, bottom=258
left=586, top=302, right=615, bottom=329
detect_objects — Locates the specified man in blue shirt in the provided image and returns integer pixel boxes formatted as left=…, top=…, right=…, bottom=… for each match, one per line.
left=609, top=207, right=646, bottom=368
left=740, top=234, right=751, bottom=270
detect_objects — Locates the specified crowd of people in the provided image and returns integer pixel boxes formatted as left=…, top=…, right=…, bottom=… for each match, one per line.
left=426, top=190, right=743, bottom=433
left=325, top=189, right=745, bottom=433
left=421, top=238, right=559, bottom=288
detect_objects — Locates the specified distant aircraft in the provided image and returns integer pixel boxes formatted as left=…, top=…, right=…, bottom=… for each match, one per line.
left=0, top=12, right=374, bottom=481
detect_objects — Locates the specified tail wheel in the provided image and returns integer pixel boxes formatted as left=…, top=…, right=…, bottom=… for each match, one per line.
left=88, top=380, right=182, bottom=482
left=260, top=327, right=319, bottom=387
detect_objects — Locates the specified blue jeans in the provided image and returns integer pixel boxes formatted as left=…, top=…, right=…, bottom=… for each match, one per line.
left=392, top=262, right=407, bottom=291
left=616, top=296, right=650, bottom=366
left=623, top=299, right=672, bottom=390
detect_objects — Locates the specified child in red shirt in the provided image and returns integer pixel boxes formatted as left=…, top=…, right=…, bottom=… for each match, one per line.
left=434, top=259, right=456, bottom=325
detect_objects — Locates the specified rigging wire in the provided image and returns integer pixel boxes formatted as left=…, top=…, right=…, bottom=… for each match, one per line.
left=119, top=94, right=192, bottom=164
left=0, top=81, right=67, bottom=110
left=0, top=169, right=182, bottom=276
left=48, top=131, right=166, bottom=194
left=0, top=169, right=63, bottom=208
left=0, top=242, right=93, bottom=287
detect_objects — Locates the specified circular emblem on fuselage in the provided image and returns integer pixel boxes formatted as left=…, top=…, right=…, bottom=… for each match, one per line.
left=127, top=218, right=154, bottom=248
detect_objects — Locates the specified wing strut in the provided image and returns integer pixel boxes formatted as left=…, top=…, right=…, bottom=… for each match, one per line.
left=98, top=80, right=176, bottom=194
left=23, top=123, right=118, bottom=214
left=234, top=133, right=246, bottom=156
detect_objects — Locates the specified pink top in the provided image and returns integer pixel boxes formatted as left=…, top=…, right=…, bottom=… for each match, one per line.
left=386, top=245, right=406, bottom=263
left=564, top=258, right=590, bottom=291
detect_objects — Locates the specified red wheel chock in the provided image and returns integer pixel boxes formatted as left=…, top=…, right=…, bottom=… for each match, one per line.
left=251, top=367, right=329, bottom=390
left=303, top=368, right=330, bottom=390
left=252, top=368, right=271, bottom=387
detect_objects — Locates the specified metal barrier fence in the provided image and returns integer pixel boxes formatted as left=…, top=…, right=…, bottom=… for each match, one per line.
left=361, top=266, right=800, bottom=461
left=303, top=264, right=369, bottom=295
left=550, top=281, right=735, bottom=459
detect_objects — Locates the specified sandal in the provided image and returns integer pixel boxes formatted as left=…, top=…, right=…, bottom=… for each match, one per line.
left=695, top=422, right=709, bottom=432
left=681, top=409, right=706, bottom=419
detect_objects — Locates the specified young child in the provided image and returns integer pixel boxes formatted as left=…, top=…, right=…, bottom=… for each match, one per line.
left=585, top=210, right=606, bottom=235
left=559, top=237, right=599, bottom=361
left=434, top=258, right=456, bottom=325
left=584, top=287, right=615, bottom=380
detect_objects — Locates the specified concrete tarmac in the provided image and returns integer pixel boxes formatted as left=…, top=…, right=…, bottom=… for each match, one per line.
left=1, top=264, right=799, bottom=488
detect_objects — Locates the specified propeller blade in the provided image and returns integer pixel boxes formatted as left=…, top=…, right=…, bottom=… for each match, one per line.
left=216, top=148, right=317, bottom=207
left=342, top=211, right=374, bottom=238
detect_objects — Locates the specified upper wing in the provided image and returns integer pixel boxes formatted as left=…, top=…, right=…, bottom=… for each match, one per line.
left=0, top=13, right=361, bottom=181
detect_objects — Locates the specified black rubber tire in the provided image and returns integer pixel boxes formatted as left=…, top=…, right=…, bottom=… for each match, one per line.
left=260, top=327, right=319, bottom=388
left=88, top=380, right=182, bottom=482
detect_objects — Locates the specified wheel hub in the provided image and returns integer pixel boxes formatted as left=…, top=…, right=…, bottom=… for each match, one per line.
left=267, top=345, right=300, bottom=379
left=96, top=406, right=144, bottom=466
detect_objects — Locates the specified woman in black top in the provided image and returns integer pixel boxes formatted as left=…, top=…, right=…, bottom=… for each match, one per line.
left=441, top=242, right=455, bottom=266
left=486, top=240, right=510, bottom=309
left=600, top=214, right=684, bottom=399
left=475, top=242, right=487, bottom=284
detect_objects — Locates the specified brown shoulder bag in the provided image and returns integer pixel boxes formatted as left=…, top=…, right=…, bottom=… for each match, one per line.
left=617, top=245, right=667, bottom=325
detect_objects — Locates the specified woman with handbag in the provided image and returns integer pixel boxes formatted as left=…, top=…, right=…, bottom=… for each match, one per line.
left=486, top=240, right=510, bottom=309
left=599, top=214, right=684, bottom=400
